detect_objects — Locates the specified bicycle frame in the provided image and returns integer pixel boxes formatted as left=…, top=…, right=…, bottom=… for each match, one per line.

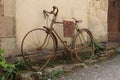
left=43, top=21, right=71, bottom=52
left=21, top=6, right=95, bottom=71
left=43, top=6, right=89, bottom=52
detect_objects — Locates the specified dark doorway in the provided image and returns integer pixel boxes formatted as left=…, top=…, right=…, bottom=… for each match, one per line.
left=108, top=0, right=120, bottom=42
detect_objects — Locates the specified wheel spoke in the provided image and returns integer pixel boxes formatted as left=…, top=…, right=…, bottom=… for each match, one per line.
left=72, top=29, right=94, bottom=62
left=21, top=28, right=57, bottom=71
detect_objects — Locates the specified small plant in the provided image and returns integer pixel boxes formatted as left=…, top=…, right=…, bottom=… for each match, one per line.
left=48, top=69, right=64, bottom=80
left=0, top=49, right=8, bottom=68
left=88, top=38, right=106, bottom=59
left=0, top=49, right=15, bottom=80
left=94, top=41, right=106, bottom=56
left=0, top=49, right=27, bottom=80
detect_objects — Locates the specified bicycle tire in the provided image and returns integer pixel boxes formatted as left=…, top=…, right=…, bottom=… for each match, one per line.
left=21, top=28, right=57, bottom=71
left=72, top=29, right=94, bottom=62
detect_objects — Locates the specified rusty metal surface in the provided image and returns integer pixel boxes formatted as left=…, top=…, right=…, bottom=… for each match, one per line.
left=63, top=20, right=75, bottom=37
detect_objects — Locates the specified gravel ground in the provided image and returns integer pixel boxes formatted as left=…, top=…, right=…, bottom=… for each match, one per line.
left=59, top=55, right=120, bottom=80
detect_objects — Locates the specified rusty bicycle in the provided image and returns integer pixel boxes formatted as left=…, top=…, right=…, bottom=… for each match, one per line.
left=21, top=6, right=94, bottom=71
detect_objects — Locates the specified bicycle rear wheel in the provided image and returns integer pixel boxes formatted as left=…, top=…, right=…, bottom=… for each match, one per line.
left=21, top=28, right=57, bottom=71
left=72, top=29, right=94, bottom=62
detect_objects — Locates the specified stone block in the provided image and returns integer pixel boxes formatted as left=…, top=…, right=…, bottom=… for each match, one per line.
left=4, top=0, right=15, bottom=17
left=0, top=16, right=15, bottom=37
left=0, top=37, right=17, bottom=57
left=0, top=1, right=4, bottom=16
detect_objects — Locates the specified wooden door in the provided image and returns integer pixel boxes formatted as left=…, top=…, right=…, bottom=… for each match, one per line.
left=108, top=0, right=120, bottom=42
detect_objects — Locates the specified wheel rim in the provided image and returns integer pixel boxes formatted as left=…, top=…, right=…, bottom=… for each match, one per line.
left=73, top=30, right=94, bottom=62
left=21, top=28, right=56, bottom=71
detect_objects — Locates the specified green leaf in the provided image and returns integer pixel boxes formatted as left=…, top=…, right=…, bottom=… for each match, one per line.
left=1, top=76, right=5, bottom=80
left=0, top=49, right=4, bottom=56
left=0, top=61, right=8, bottom=68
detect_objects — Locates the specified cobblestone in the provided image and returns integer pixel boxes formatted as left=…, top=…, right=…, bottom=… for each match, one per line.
left=59, top=55, right=120, bottom=80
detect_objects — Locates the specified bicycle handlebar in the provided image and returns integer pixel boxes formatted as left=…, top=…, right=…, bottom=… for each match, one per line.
left=43, top=6, right=59, bottom=18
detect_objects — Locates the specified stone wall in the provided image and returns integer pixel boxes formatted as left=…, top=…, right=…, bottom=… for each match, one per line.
left=88, top=0, right=108, bottom=42
left=0, top=0, right=16, bottom=57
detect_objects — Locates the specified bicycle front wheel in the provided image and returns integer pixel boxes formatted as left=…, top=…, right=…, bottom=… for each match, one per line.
left=21, top=28, right=57, bottom=71
left=72, top=29, right=94, bottom=62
